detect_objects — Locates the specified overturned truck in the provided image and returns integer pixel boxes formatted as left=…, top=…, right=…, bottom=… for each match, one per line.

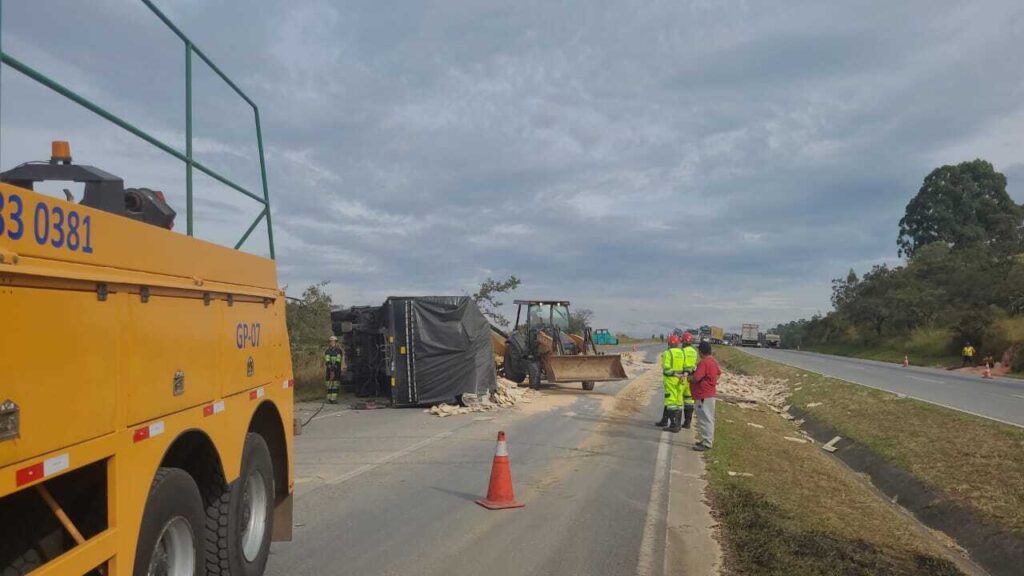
left=333, top=297, right=496, bottom=407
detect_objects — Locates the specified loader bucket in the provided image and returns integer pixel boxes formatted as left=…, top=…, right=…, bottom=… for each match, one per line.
left=543, top=354, right=628, bottom=383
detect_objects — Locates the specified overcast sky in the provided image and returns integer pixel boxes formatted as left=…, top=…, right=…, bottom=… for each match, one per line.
left=2, top=0, right=1023, bottom=335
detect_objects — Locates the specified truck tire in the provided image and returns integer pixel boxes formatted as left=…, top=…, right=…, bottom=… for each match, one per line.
left=2, top=549, right=41, bottom=576
left=504, top=349, right=526, bottom=384
left=207, top=434, right=274, bottom=576
left=527, top=361, right=542, bottom=389
left=133, top=468, right=206, bottom=576
left=582, top=381, right=595, bottom=391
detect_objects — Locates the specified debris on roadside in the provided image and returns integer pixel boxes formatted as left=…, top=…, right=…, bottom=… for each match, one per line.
left=822, top=436, right=842, bottom=453
left=746, top=422, right=765, bottom=429
left=727, top=471, right=755, bottom=477
left=783, top=436, right=809, bottom=444
left=806, top=402, right=823, bottom=408
left=717, top=372, right=790, bottom=408
left=427, top=376, right=541, bottom=417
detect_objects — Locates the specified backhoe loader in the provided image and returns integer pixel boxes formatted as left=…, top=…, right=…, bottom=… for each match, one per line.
left=501, top=300, right=627, bottom=390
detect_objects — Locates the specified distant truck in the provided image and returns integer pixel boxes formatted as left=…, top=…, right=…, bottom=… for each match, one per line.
left=741, top=323, right=761, bottom=347
left=592, top=329, right=619, bottom=345
left=697, top=325, right=725, bottom=344
left=765, top=333, right=781, bottom=348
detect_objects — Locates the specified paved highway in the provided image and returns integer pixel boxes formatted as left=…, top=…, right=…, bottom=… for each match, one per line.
left=739, top=347, right=1024, bottom=427
left=265, top=344, right=716, bottom=576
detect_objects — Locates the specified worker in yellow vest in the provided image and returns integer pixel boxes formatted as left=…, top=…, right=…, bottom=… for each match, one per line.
left=961, top=342, right=976, bottom=367
left=657, top=332, right=699, bottom=432
left=325, top=335, right=343, bottom=403
left=679, top=332, right=698, bottom=429
left=656, top=334, right=684, bottom=431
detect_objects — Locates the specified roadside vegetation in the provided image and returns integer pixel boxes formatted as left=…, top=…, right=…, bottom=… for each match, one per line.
left=713, top=346, right=1024, bottom=561
left=773, top=160, right=1024, bottom=372
left=707, top=401, right=964, bottom=576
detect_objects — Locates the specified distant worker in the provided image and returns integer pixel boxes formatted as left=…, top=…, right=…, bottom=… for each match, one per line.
left=325, top=335, right=342, bottom=404
left=961, top=342, right=976, bottom=367
left=656, top=335, right=685, bottom=432
left=691, top=341, right=722, bottom=452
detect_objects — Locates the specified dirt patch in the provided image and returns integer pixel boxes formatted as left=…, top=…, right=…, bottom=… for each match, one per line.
left=793, top=405, right=1024, bottom=576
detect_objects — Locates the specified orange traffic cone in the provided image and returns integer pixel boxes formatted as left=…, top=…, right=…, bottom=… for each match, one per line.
left=983, top=365, right=993, bottom=379
left=476, top=431, right=524, bottom=510
left=903, top=355, right=909, bottom=367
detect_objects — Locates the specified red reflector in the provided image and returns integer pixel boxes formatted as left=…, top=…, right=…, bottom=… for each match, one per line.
left=133, top=427, right=150, bottom=443
left=203, top=405, right=214, bottom=417
left=249, top=390, right=258, bottom=400
left=16, top=462, right=44, bottom=487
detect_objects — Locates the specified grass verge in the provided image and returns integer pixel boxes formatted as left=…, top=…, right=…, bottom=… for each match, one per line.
left=705, top=396, right=967, bottom=575
left=291, top=348, right=325, bottom=401
left=804, top=341, right=959, bottom=368
left=715, top=346, right=1024, bottom=537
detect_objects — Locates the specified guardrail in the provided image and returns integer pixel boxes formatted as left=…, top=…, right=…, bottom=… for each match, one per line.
left=0, top=0, right=276, bottom=257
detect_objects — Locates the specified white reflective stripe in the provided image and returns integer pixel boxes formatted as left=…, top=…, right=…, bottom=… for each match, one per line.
left=282, top=379, right=290, bottom=389
left=149, top=421, right=166, bottom=437
left=212, top=401, right=225, bottom=414
left=256, top=387, right=265, bottom=399
left=43, top=453, right=70, bottom=477
left=495, top=441, right=509, bottom=457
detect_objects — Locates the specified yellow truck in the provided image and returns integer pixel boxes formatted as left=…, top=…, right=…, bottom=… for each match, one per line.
left=0, top=3, right=293, bottom=575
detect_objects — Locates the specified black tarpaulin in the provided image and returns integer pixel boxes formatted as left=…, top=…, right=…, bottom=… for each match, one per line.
left=385, top=296, right=496, bottom=407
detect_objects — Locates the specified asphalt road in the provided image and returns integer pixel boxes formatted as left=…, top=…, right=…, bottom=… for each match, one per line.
left=739, top=347, right=1024, bottom=427
left=265, top=344, right=710, bottom=576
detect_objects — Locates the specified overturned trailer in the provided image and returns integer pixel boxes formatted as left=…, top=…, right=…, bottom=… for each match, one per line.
left=333, top=297, right=496, bottom=407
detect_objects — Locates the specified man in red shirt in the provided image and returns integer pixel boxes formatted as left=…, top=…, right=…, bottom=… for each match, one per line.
left=691, top=341, right=721, bottom=451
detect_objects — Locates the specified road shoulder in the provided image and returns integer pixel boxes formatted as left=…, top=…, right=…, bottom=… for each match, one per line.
left=666, top=426, right=722, bottom=575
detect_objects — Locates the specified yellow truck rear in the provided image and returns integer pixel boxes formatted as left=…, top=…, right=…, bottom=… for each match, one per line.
left=0, top=3, right=293, bottom=575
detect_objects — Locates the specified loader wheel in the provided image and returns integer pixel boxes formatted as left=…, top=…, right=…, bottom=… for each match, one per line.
left=133, top=468, right=206, bottom=576
left=527, top=361, right=542, bottom=389
left=582, top=381, right=595, bottom=391
left=504, top=349, right=526, bottom=384
left=207, top=434, right=275, bottom=576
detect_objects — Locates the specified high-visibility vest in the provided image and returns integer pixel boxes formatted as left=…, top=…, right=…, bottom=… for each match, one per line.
left=963, top=346, right=975, bottom=357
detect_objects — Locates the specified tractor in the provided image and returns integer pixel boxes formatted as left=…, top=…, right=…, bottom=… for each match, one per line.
left=501, top=300, right=627, bottom=390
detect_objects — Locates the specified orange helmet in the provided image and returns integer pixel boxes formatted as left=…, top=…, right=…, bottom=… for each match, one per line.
left=682, top=332, right=694, bottom=344
left=667, top=334, right=681, bottom=346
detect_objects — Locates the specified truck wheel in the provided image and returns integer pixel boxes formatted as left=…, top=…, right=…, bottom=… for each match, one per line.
left=582, top=381, right=595, bottom=391
left=133, top=468, right=206, bottom=576
left=527, top=361, right=542, bottom=389
left=208, top=434, right=274, bottom=576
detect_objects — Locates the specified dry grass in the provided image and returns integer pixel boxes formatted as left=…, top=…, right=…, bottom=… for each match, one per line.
left=717, top=346, right=1024, bottom=536
left=707, top=401, right=964, bottom=575
left=291, top=348, right=325, bottom=401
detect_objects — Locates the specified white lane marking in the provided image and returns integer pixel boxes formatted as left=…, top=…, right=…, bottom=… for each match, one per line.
left=1012, top=394, right=1024, bottom=401
left=907, top=375, right=940, bottom=384
left=636, top=433, right=670, bottom=576
left=322, top=430, right=455, bottom=487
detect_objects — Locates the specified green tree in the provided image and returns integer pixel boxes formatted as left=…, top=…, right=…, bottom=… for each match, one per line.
left=286, top=281, right=334, bottom=347
left=898, top=159, right=1022, bottom=258
left=567, top=308, right=594, bottom=334
left=472, top=275, right=521, bottom=327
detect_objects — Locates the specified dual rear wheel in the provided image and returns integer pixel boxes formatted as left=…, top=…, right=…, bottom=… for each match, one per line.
left=133, top=434, right=275, bottom=576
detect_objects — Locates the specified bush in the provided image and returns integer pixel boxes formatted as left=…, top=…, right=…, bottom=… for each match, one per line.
left=903, top=327, right=954, bottom=358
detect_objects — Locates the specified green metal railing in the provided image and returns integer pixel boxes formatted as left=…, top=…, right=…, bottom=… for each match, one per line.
left=0, top=0, right=275, bottom=258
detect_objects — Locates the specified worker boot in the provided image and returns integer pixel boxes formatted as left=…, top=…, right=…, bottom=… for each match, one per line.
left=655, top=407, right=670, bottom=427
left=668, top=409, right=682, bottom=433
left=682, top=405, right=694, bottom=429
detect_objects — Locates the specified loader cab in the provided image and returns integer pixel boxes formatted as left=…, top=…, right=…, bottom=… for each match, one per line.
left=516, top=301, right=570, bottom=332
